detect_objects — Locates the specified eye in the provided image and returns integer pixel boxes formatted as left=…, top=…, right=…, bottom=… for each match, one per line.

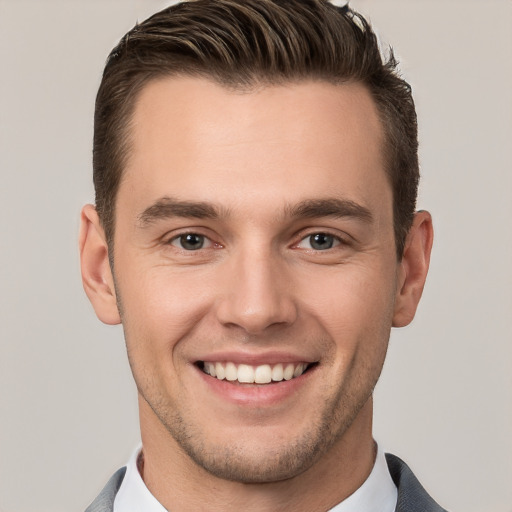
left=297, top=233, right=340, bottom=251
left=170, top=233, right=210, bottom=251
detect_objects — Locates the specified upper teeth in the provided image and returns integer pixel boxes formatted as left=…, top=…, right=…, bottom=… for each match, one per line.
left=202, top=362, right=308, bottom=384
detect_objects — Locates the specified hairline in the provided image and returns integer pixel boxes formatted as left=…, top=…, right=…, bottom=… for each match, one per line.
left=103, top=72, right=402, bottom=265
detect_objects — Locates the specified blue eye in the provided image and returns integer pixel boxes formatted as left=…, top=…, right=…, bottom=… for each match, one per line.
left=172, top=233, right=206, bottom=250
left=297, top=233, right=340, bottom=251
left=309, top=233, right=335, bottom=250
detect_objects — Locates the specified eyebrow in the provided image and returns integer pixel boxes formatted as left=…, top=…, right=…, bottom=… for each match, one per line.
left=137, top=196, right=373, bottom=227
left=286, top=198, right=373, bottom=223
left=138, top=197, right=221, bottom=226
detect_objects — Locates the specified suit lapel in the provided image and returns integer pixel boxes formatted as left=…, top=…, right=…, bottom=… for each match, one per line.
left=386, top=453, right=448, bottom=512
left=85, top=455, right=448, bottom=512
left=85, top=467, right=126, bottom=512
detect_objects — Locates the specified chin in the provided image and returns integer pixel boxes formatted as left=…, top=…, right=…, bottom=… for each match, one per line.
left=162, top=401, right=360, bottom=485
left=180, top=433, right=323, bottom=484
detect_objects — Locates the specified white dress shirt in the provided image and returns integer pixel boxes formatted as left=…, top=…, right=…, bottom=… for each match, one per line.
left=114, top=443, right=397, bottom=512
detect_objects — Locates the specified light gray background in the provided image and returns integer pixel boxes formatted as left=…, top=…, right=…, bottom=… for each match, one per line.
left=1, top=1, right=511, bottom=511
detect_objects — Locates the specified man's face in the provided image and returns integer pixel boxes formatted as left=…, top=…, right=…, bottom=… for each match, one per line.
left=111, top=77, right=400, bottom=482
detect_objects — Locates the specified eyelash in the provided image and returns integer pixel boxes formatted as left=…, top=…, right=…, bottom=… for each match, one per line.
left=164, top=230, right=349, bottom=252
left=293, top=232, right=346, bottom=251
left=165, top=231, right=220, bottom=251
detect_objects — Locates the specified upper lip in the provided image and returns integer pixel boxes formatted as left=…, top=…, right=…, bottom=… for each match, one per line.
left=195, top=350, right=317, bottom=366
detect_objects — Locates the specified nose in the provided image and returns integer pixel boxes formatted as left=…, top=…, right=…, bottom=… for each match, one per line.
left=215, top=247, right=298, bottom=335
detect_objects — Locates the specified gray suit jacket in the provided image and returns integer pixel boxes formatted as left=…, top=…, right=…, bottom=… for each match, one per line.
left=85, top=453, right=448, bottom=512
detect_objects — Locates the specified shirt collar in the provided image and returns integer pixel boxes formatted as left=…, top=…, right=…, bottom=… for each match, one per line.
left=328, top=445, right=397, bottom=512
left=114, top=443, right=397, bottom=512
left=113, top=444, right=166, bottom=512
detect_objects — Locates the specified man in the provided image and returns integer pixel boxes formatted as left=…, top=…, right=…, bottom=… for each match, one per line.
left=80, top=0, right=443, bottom=510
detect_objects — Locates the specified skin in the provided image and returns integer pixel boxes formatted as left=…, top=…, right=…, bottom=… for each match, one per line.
left=80, top=77, right=433, bottom=512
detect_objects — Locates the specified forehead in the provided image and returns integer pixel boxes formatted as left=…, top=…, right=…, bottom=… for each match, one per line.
left=119, top=76, right=389, bottom=220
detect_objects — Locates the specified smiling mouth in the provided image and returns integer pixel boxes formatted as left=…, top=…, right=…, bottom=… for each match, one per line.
left=197, top=361, right=315, bottom=385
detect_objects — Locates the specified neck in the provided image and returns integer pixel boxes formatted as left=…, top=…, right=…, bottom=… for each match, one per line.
left=139, top=396, right=376, bottom=512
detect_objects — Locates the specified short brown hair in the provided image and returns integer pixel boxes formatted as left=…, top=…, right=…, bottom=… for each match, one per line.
left=93, top=0, right=419, bottom=258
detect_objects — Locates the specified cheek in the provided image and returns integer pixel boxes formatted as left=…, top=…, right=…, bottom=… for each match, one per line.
left=116, top=266, right=214, bottom=356
left=297, top=263, right=397, bottom=347
left=304, top=267, right=395, bottom=400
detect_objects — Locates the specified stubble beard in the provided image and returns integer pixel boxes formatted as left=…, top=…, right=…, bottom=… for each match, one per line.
left=137, top=369, right=379, bottom=485
left=119, top=292, right=390, bottom=485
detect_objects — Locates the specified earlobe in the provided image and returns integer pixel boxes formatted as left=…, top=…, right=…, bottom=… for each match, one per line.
left=392, top=211, right=434, bottom=327
left=79, top=204, right=121, bottom=325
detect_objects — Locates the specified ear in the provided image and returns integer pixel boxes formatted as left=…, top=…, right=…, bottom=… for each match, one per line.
left=392, top=210, right=434, bottom=327
left=79, top=204, right=121, bottom=325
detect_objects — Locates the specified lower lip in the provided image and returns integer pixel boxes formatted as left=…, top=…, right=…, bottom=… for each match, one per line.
left=196, top=365, right=314, bottom=407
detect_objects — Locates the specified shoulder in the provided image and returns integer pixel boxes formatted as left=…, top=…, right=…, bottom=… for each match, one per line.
left=385, top=453, right=449, bottom=512
left=85, top=456, right=448, bottom=512
left=85, top=467, right=127, bottom=512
